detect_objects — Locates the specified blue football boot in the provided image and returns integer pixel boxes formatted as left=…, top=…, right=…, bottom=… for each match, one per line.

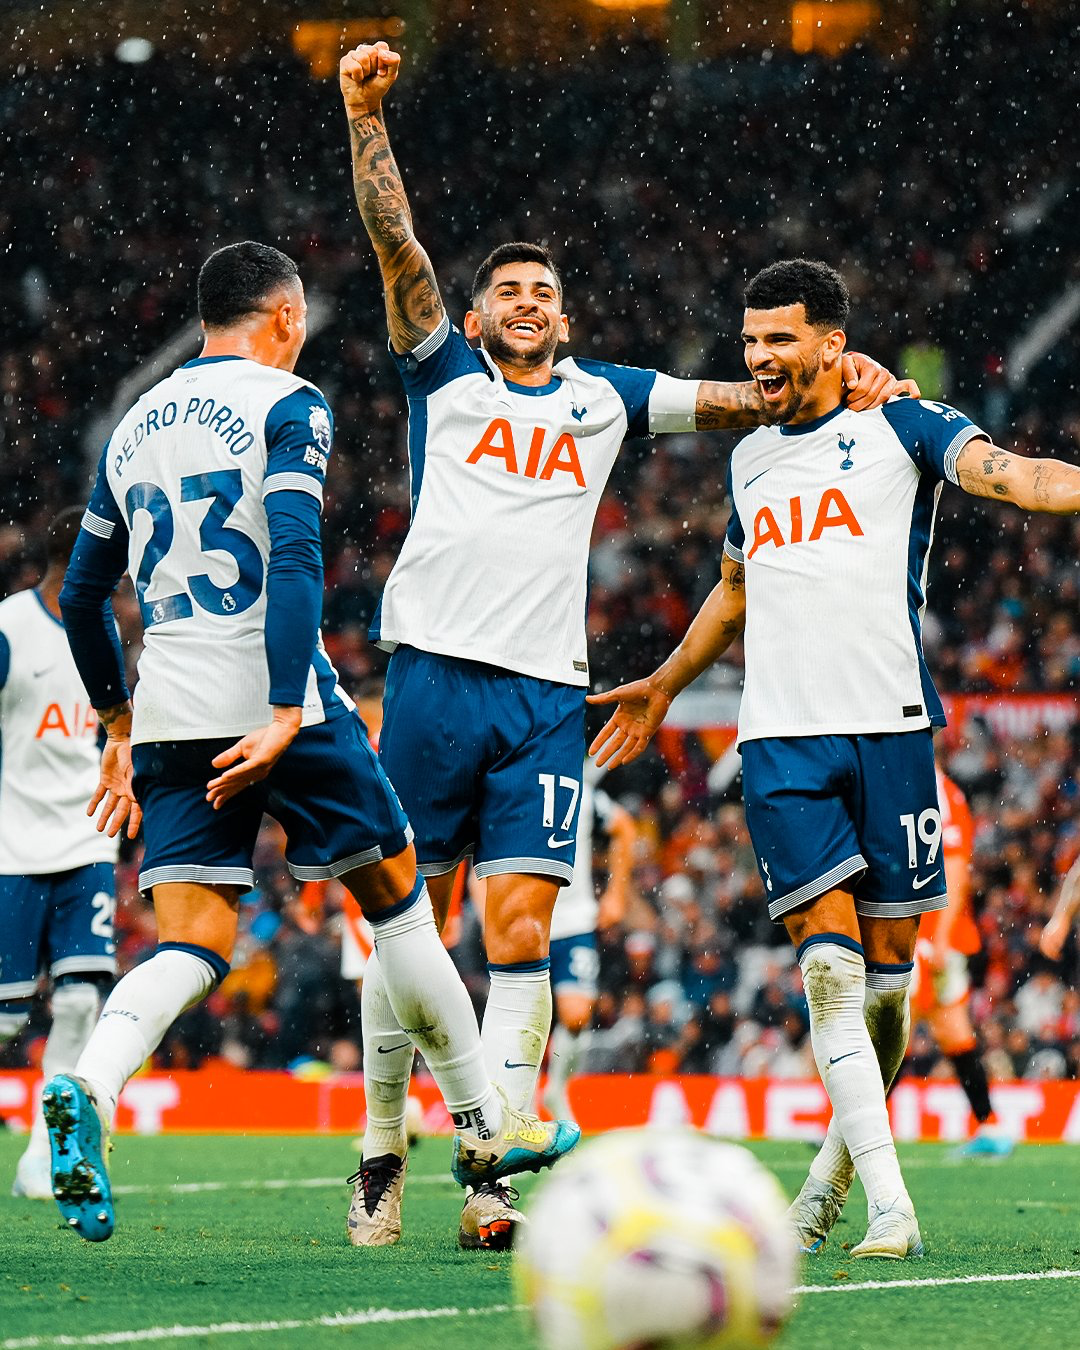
left=43, top=1074, right=114, bottom=1241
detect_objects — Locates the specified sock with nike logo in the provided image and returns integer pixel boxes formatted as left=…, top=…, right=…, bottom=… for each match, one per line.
left=482, top=959, right=553, bottom=1113
left=360, top=952, right=415, bottom=1161
left=808, top=957, right=914, bottom=1194
left=798, top=936, right=910, bottom=1213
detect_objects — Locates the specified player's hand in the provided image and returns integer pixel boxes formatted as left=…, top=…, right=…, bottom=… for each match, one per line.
left=842, top=352, right=921, bottom=411
left=1038, top=912, right=1070, bottom=961
left=88, top=736, right=142, bottom=840
left=587, top=678, right=672, bottom=769
left=205, top=707, right=303, bottom=810
left=340, top=41, right=401, bottom=116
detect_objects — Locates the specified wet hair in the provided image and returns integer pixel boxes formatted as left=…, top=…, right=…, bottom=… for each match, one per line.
left=46, top=506, right=84, bottom=567
left=197, top=242, right=299, bottom=329
left=471, top=242, right=562, bottom=306
left=744, top=259, right=850, bottom=331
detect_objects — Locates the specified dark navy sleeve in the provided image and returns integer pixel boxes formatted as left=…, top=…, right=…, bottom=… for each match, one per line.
left=264, top=474, right=324, bottom=708
left=881, top=398, right=986, bottom=484
left=723, top=456, right=745, bottom=561
left=572, top=358, right=657, bottom=439
left=59, top=450, right=131, bottom=709
left=263, top=386, right=333, bottom=504
left=0, top=632, right=9, bottom=691
left=390, top=314, right=487, bottom=398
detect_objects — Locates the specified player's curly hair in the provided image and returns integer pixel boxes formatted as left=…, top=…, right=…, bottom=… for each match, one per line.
left=472, top=242, right=562, bottom=305
left=198, top=242, right=299, bottom=329
left=744, top=259, right=850, bottom=331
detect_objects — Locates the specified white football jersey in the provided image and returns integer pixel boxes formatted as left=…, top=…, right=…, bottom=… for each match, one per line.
left=549, top=769, right=619, bottom=941
left=372, top=317, right=698, bottom=685
left=0, top=589, right=118, bottom=874
left=725, top=399, right=984, bottom=744
left=82, top=356, right=353, bottom=744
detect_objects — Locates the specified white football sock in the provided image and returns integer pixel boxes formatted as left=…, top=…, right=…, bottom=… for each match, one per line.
left=368, top=882, right=502, bottom=1139
left=483, top=962, right=553, bottom=1113
left=75, top=945, right=224, bottom=1126
left=809, top=961, right=913, bottom=1193
left=545, top=1020, right=587, bottom=1118
left=27, top=982, right=102, bottom=1154
left=360, top=952, right=414, bottom=1160
left=799, top=940, right=909, bottom=1213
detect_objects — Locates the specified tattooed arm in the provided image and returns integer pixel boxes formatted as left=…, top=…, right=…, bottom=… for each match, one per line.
left=694, top=354, right=918, bottom=430
left=587, top=553, right=747, bottom=768
left=339, top=43, right=444, bottom=353
left=954, top=440, right=1080, bottom=513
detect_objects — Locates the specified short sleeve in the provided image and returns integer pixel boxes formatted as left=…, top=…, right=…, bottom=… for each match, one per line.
left=723, top=456, right=745, bottom=562
left=263, top=387, right=333, bottom=505
left=390, top=315, right=487, bottom=398
left=572, top=358, right=657, bottom=439
left=881, top=398, right=986, bottom=484
left=647, top=373, right=699, bottom=435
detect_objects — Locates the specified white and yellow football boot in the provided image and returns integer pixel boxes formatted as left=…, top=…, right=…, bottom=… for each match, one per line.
left=346, top=1152, right=407, bottom=1246
left=787, top=1174, right=850, bottom=1254
left=851, top=1200, right=925, bottom=1259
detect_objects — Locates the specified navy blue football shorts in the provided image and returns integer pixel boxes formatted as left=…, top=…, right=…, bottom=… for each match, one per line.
left=549, top=932, right=600, bottom=997
left=379, top=646, right=586, bottom=885
left=0, top=863, right=117, bottom=999
left=740, top=730, right=948, bottom=923
left=133, top=710, right=412, bottom=894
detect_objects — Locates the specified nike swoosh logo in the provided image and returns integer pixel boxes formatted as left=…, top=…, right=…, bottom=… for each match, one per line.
left=547, top=834, right=574, bottom=849
left=377, top=1043, right=411, bottom=1055
left=912, top=871, right=941, bottom=891
left=743, top=468, right=771, bottom=489
left=828, top=1051, right=859, bottom=1066
left=504, top=1060, right=533, bottom=1070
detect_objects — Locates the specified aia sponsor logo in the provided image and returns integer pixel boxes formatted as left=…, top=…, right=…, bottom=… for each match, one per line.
left=466, top=419, right=585, bottom=487
left=747, top=488, right=863, bottom=560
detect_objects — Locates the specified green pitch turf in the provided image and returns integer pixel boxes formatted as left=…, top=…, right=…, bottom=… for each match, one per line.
left=1, top=1131, right=1078, bottom=1350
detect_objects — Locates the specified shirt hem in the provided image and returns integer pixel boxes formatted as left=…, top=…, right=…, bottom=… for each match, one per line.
left=375, top=632, right=589, bottom=687
left=737, top=717, right=933, bottom=746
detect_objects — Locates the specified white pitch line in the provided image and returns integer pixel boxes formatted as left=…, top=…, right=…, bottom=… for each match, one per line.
left=1, top=1304, right=516, bottom=1349
left=5, top=1273, right=1080, bottom=1348
left=110, top=1175, right=455, bottom=1196
left=796, top=1268, right=1080, bottom=1296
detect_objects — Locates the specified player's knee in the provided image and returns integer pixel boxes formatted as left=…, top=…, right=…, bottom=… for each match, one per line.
left=556, top=995, right=593, bottom=1035
left=486, top=910, right=548, bottom=965
left=0, top=1000, right=31, bottom=1042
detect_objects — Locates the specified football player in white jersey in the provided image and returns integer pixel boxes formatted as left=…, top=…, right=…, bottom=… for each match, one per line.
left=0, top=509, right=119, bottom=1200
left=44, top=242, right=578, bottom=1244
left=591, top=258, right=1080, bottom=1259
left=543, top=759, right=636, bottom=1122
left=338, top=41, right=908, bottom=1249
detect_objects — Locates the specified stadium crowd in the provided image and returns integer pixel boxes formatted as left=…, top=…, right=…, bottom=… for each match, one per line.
left=2, top=9, right=1078, bottom=1092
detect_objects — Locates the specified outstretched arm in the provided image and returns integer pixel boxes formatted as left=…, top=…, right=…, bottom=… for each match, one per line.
left=954, top=440, right=1080, bottom=513
left=693, top=356, right=918, bottom=430
left=1039, top=856, right=1080, bottom=960
left=587, top=552, right=746, bottom=768
left=340, top=42, right=445, bottom=354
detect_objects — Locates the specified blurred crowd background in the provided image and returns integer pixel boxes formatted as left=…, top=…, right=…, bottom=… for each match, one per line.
left=2, top=4, right=1078, bottom=1093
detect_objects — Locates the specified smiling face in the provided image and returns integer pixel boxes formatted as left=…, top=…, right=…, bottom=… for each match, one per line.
left=741, top=302, right=845, bottom=424
left=465, top=261, right=570, bottom=371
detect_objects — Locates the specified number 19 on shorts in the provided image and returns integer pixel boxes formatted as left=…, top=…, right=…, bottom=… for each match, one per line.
left=899, top=808, right=941, bottom=870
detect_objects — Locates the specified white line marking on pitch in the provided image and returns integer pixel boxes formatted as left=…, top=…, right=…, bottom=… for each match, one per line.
left=1, top=1303, right=515, bottom=1349
left=5, top=1272, right=1080, bottom=1348
left=796, top=1268, right=1080, bottom=1296
left=110, top=1175, right=455, bottom=1196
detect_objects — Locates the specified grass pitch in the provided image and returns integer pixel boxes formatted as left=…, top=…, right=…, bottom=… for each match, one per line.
left=1, top=1131, right=1078, bottom=1350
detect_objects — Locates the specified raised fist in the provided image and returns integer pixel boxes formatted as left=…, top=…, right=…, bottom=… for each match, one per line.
left=340, top=41, right=401, bottom=116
